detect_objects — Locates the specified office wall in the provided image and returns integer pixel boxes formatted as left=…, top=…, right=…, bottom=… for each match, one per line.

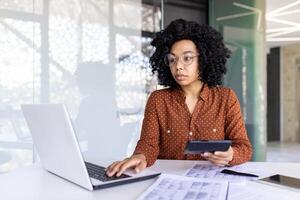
left=209, top=0, right=267, bottom=161
left=298, top=65, right=300, bottom=140
left=281, top=44, right=300, bottom=142
left=162, top=0, right=207, bottom=27
left=0, top=0, right=161, bottom=172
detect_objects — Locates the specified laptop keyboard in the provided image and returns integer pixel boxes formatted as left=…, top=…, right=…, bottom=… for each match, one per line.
left=85, top=162, right=130, bottom=182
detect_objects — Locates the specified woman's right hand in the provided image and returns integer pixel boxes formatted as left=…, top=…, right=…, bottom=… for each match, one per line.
left=106, top=154, right=147, bottom=177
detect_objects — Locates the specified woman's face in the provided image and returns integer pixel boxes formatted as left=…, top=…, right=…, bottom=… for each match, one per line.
left=167, top=39, right=200, bottom=87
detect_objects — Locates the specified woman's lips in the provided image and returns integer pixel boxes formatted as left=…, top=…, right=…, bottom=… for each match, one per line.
left=175, top=74, right=187, bottom=81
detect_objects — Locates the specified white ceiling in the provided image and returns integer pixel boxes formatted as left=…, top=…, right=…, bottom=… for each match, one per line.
left=267, top=0, right=300, bottom=47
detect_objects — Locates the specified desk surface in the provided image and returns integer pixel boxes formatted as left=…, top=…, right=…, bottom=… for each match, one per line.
left=0, top=160, right=300, bottom=200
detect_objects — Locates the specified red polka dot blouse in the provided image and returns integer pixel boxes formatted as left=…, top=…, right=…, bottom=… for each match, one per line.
left=134, top=84, right=253, bottom=166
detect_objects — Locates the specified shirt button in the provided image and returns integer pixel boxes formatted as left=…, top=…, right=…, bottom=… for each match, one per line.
left=189, top=132, right=193, bottom=136
left=213, top=128, right=216, bottom=133
left=167, top=130, right=171, bottom=133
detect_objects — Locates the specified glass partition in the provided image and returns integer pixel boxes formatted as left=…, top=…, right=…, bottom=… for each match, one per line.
left=209, top=0, right=267, bottom=161
left=0, top=0, right=161, bottom=172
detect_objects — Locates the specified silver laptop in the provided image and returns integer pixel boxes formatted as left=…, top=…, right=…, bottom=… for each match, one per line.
left=21, top=104, right=160, bottom=191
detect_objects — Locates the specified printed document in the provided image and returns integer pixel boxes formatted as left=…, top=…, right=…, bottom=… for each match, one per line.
left=137, top=174, right=228, bottom=200
left=184, top=163, right=268, bottom=183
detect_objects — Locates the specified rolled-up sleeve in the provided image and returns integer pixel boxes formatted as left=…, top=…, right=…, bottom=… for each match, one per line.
left=133, top=92, right=160, bottom=167
left=225, top=89, right=253, bottom=165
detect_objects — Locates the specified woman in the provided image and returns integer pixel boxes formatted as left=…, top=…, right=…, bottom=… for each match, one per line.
left=107, top=19, right=252, bottom=177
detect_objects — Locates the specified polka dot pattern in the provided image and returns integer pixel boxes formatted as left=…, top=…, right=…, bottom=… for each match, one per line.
left=134, top=84, right=253, bottom=166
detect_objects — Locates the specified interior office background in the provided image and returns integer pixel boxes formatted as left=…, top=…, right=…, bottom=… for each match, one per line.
left=0, top=0, right=299, bottom=173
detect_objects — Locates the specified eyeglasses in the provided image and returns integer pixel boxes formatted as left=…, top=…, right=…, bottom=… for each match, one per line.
left=164, top=52, right=199, bottom=68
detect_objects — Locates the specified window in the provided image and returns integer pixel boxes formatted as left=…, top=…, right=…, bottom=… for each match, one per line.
left=0, top=0, right=161, bottom=173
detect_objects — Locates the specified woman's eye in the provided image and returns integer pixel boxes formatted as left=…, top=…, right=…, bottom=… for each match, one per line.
left=183, top=56, right=193, bottom=62
left=169, top=58, right=176, bottom=63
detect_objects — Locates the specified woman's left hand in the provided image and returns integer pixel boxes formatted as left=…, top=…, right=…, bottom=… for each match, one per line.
left=201, top=146, right=233, bottom=166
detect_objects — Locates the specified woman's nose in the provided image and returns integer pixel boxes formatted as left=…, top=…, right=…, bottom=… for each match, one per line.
left=175, top=61, right=184, bottom=71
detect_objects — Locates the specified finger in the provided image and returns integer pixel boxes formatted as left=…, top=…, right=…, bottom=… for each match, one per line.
left=106, top=161, right=120, bottom=173
left=213, top=151, right=229, bottom=158
left=215, top=146, right=233, bottom=157
left=215, top=161, right=228, bottom=167
left=208, top=154, right=232, bottom=163
left=207, top=150, right=232, bottom=161
left=106, top=162, right=121, bottom=176
left=207, top=156, right=229, bottom=163
left=207, top=156, right=231, bottom=164
left=106, top=157, right=131, bottom=175
left=207, top=155, right=230, bottom=166
left=202, top=152, right=224, bottom=160
left=107, top=161, right=125, bottom=177
left=201, top=152, right=212, bottom=158
left=116, top=159, right=141, bottom=177
left=207, top=158, right=228, bottom=167
left=134, top=160, right=147, bottom=173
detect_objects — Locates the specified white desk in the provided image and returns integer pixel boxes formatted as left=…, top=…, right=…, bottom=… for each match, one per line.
left=0, top=160, right=300, bottom=200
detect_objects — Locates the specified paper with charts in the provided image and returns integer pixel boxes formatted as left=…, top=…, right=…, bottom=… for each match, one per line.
left=137, top=174, right=228, bottom=200
left=184, top=163, right=266, bottom=183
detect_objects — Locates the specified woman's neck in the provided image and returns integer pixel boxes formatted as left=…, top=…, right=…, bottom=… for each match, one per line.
left=181, top=81, right=203, bottom=98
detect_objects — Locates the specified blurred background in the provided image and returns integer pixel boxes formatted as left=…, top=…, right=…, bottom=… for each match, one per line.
left=0, top=0, right=299, bottom=173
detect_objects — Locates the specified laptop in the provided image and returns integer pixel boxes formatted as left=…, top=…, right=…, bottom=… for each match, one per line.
left=21, top=104, right=160, bottom=191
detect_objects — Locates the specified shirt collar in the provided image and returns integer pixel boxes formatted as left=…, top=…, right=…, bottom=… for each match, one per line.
left=173, top=83, right=209, bottom=102
left=199, top=83, right=209, bottom=102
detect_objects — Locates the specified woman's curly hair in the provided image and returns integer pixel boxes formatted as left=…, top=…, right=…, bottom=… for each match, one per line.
left=149, top=19, right=231, bottom=88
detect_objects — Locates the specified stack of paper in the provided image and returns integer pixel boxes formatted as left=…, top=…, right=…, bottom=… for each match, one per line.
left=137, top=174, right=228, bottom=200
left=184, top=164, right=258, bottom=183
left=137, top=163, right=271, bottom=200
